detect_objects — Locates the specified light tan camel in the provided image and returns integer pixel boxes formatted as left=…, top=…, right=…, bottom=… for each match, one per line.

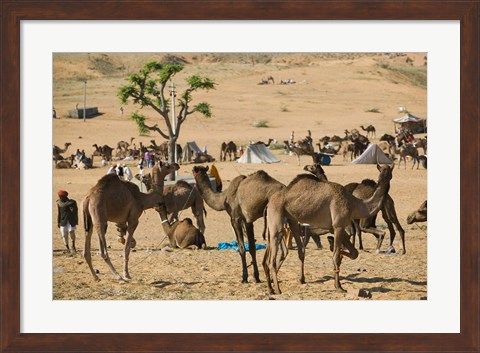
left=53, top=142, right=71, bottom=160
left=82, top=161, right=179, bottom=281
left=263, top=164, right=394, bottom=294
left=193, top=165, right=284, bottom=283
left=139, top=175, right=207, bottom=235
left=155, top=202, right=206, bottom=250
left=407, top=200, right=427, bottom=224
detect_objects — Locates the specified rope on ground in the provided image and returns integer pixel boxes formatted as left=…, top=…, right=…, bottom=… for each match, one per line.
left=414, top=222, right=427, bottom=235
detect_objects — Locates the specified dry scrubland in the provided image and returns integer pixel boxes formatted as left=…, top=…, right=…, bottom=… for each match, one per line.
left=53, top=53, right=427, bottom=300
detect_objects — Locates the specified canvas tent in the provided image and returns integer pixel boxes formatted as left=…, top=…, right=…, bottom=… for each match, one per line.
left=237, top=144, right=280, bottom=164
left=351, top=144, right=393, bottom=165
left=393, top=113, right=427, bottom=133
left=182, top=141, right=202, bottom=163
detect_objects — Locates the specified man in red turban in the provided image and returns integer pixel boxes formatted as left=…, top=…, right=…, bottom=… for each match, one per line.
left=56, top=190, right=78, bottom=252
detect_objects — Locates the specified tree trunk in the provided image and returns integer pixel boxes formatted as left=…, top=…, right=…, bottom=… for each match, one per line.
left=168, top=137, right=177, bottom=181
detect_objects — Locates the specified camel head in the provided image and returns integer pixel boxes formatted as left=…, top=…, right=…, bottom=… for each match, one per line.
left=376, top=164, right=394, bottom=184
left=303, top=164, right=328, bottom=182
left=192, top=165, right=209, bottom=177
left=407, top=200, right=427, bottom=224
left=159, top=161, right=180, bottom=174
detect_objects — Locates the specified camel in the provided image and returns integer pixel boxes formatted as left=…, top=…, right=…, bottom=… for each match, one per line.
left=413, top=137, right=427, bottom=155
left=139, top=176, right=207, bottom=234
left=152, top=140, right=182, bottom=161
left=192, top=165, right=285, bottom=283
left=258, top=76, right=275, bottom=85
left=284, top=140, right=314, bottom=165
left=263, top=164, right=394, bottom=294
left=82, top=161, right=180, bottom=281
left=193, top=153, right=215, bottom=164
left=360, top=125, right=376, bottom=138
left=55, top=156, right=74, bottom=169
left=92, top=144, right=114, bottom=161
left=398, top=144, right=419, bottom=169
left=407, top=200, right=427, bottom=224
left=155, top=202, right=206, bottom=250
left=53, top=142, right=71, bottom=160
left=344, top=176, right=406, bottom=254
left=379, top=133, right=395, bottom=144
left=117, top=137, right=135, bottom=151
left=220, top=141, right=237, bottom=161
left=254, top=138, right=274, bottom=147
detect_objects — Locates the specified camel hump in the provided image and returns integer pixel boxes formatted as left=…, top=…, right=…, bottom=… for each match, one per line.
left=252, top=170, right=270, bottom=179
left=181, top=218, right=194, bottom=225
left=360, top=179, right=377, bottom=187
left=287, top=173, right=319, bottom=188
left=175, top=180, right=192, bottom=189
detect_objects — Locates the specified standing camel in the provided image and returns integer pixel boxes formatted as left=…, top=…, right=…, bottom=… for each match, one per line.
left=220, top=141, right=238, bottom=161
left=254, top=138, right=274, bottom=147
left=82, top=161, right=180, bottom=281
left=284, top=140, right=314, bottom=166
left=192, top=165, right=284, bottom=283
left=117, top=137, right=135, bottom=152
left=398, top=144, right=419, bottom=169
left=263, top=164, right=394, bottom=294
left=344, top=173, right=405, bottom=254
left=360, top=125, right=376, bottom=138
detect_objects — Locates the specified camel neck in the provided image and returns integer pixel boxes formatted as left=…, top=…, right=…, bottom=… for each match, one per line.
left=194, top=173, right=227, bottom=211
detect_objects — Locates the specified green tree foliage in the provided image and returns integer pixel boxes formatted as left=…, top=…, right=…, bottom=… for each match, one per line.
left=118, top=61, right=216, bottom=159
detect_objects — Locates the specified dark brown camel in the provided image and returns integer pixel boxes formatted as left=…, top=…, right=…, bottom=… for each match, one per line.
left=220, top=141, right=238, bottom=161
left=254, top=138, right=274, bottom=147
left=263, top=164, right=393, bottom=294
left=53, top=142, right=71, bottom=160
left=284, top=140, right=314, bottom=166
left=360, top=125, right=376, bottom=138
left=192, top=165, right=284, bottom=283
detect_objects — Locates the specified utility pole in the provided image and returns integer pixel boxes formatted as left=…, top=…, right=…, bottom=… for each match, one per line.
left=83, top=80, right=87, bottom=122
left=170, top=81, right=178, bottom=179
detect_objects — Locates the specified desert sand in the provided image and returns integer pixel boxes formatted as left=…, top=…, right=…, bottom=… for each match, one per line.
left=52, top=53, right=427, bottom=300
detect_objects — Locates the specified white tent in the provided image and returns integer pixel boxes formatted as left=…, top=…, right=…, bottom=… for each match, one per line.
left=237, top=144, right=280, bottom=164
left=351, top=144, right=393, bottom=165
left=393, top=113, right=424, bottom=123
left=182, top=141, right=202, bottom=163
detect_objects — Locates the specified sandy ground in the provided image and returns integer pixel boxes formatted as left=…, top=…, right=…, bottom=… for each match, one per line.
left=52, top=53, right=427, bottom=300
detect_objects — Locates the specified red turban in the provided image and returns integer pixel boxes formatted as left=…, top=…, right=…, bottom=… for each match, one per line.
left=57, top=190, right=68, bottom=197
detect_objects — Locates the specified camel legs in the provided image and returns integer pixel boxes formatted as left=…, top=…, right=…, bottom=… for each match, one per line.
left=283, top=220, right=305, bottom=285
left=231, top=217, right=249, bottom=283
left=245, top=222, right=261, bottom=283
left=192, top=204, right=206, bottom=235
left=381, top=202, right=406, bottom=254
left=332, top=228, right=359, bottom=292
left=83, top=227, right=99, bottom=281
left=123, top=219, right=139, bottom=280
left=96, top=222, right=124, bottom=281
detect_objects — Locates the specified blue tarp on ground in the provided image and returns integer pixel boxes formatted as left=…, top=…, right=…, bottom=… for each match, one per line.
left=217, top=241, right=267, bottom=252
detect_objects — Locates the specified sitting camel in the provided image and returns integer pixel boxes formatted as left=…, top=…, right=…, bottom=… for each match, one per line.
left=193, top=153, right=215, bottom=164
left=82, top=161, right=179, bottom=281
left=53, top=142, right=71, bottom=161
left=156, top=203, right=206, bottom=250
left=263, top=164, right=394, bottom=294
left=407, top=200, right=427, bottom=224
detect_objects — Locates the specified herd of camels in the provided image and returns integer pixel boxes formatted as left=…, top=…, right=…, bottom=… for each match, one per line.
left=73, top=138, right=426, bottom=294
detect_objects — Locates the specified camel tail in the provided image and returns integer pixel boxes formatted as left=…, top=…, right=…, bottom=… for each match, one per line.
left=262, top=205, right=268, bottom=240
left=83, top=199, right=93, bottom=233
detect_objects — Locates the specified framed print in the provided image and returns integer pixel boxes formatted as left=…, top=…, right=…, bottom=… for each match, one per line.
left=1, top=1, right=478, bottom=352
